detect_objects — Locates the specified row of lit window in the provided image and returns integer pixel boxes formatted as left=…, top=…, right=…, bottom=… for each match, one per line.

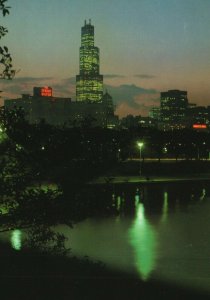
left=77, top=95, right=103, bottom=101
left=81, top=34, right=94, bottom=47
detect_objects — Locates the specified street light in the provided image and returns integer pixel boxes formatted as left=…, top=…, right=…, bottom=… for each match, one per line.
left=137, top=142, right=144, bottom=176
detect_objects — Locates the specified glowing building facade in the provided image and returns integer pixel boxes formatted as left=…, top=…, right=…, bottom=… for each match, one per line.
left=160, top=90, right=189, bottom=130
left=76, top=20, right=103, bottom=102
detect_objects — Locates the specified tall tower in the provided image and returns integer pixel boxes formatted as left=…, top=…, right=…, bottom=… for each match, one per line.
left=76, top=20, right=103, bottom=102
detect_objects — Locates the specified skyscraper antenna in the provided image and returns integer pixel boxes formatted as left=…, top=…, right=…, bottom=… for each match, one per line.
left=89, top=19, right=91, bottom=25
left=85, top=19, right=86, bottom=25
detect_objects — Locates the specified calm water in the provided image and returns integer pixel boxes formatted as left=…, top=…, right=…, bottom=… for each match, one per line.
left=1, top=182, right=210, bottom=294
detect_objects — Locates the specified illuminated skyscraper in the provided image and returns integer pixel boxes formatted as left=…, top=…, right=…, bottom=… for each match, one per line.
left=5, top=21, right=118, bottom=128
left=160, top=90, right=188, bottom=129
left=76, top=20, right=103, bottom=102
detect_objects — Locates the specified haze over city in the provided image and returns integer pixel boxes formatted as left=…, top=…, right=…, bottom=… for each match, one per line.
left=1, top=0, right=210, bottom=117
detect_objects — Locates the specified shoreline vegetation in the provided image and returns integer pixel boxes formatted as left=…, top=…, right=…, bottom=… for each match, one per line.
left=0, top=243, right=210, bottom=300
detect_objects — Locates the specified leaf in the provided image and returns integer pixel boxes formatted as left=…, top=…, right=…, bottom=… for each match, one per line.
left=2, top=9, right=9, bottom=16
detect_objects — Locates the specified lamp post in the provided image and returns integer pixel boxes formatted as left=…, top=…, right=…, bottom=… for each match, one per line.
left=137, top=142, right=144, bottom=176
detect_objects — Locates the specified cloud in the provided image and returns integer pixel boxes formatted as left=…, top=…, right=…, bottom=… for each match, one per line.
left=134, top=74, right=156, bottom=79
left=116, top=97, right=160, bottom=117
left=103, top=74, right=125, bottom=79
left=105, top=83, right=159, bottom=117
left=0, top=77, right=159, bottom=117
left=52, top=77, right=76, bottom=98
left=61, top=77, right=76, bottom=84
left=0, top=76, right=76, bottom=102
left=0, top=76, right=55, bottom=96
left=11, top=76, right=54, bottom=82
left=105, top=83, right=158, bottom=106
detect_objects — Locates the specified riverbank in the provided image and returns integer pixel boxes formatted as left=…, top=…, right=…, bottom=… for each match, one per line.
left=90, top=160, right=210, bottom=184
left=91, top=174, right=210, bottom=184
left=0, top=244, right=209, bottom=300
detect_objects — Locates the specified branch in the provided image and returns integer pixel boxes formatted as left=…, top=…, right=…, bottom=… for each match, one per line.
left=0, top=224, right=32, bottom=233
left=0, top=26, right=8, bottom=38
left=0, top=46, right=15, bottom=79
left=0, top=1, right=15, bottom=79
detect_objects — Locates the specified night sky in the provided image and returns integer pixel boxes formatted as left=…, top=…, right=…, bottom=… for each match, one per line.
left=1, top=0, right=210, bottom=117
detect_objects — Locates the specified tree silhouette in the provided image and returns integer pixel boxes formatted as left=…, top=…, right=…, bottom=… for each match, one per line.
left=0, top=0, right=15, bottom=79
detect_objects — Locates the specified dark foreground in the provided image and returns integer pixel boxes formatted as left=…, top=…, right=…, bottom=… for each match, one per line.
left=1, top=244, right=210, bottom=300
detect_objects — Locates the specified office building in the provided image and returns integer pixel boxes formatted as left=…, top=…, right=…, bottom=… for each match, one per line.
left=4, top=87, right=117, bottom=127
left=4, top=21, right=118, bottom=128
left=76, top=20, right=103, bottom=102
left=160, top=90, right=188, bottom=130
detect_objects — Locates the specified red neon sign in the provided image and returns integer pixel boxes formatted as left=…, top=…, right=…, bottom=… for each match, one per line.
left=41, top=87, right=52, bottom=97
left=193, top=124, right=207, bottom=129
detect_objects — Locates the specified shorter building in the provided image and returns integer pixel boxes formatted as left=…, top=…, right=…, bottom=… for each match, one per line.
left=158, top=89, right=210, bottom=130
left=159, top=90, right=189, bottom=130
left=4, top=87, right=118, bottom=128
left=149, top=107, right=160, bottom=121
left=120, top=115, right=157, bottom=129
left=187, top=104, right=209, bottom=126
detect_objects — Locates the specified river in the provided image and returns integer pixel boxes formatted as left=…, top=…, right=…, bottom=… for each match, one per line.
left=1, top=181, right=210, bottom=295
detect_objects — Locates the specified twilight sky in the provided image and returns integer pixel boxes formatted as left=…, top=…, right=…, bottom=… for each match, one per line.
left=1, top=0, right=210, bottom=117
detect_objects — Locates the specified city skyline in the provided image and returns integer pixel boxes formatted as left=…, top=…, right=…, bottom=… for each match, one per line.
left=1, top=0, right=210, bottom=117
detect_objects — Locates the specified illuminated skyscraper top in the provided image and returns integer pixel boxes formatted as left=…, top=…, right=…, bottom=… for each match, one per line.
left=76, top=20, right=103, bottom=102
left=81, top=19, right=94, bottom=48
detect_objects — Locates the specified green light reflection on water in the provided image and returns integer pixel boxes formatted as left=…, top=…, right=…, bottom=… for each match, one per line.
left=161, top=191, right=168, bottom=223
left=11, top=229, right=22, bottom=251
left=128, top=203, right=157, bottom=281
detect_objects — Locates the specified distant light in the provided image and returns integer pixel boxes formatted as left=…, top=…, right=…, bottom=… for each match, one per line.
left=137, top=142, right=144, bottom=148
left=193, top=124, right=207, bottom=129
left=11, top=230, right=22, bottom=251
left=41, top=146, right=45, bottom=150
left=41, top=87, right=52, bottom=97
left=163, top=147, right=167, bottom=153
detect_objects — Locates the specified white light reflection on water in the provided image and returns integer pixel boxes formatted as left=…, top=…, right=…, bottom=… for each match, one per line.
left=128, top=202, right=157, bottom=281
left=11, top=229, right=22, bottom=251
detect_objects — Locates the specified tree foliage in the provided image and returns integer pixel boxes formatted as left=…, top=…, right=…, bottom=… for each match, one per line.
left=0, top=0, right=15, bottom=79
left=0, top=108, right=120, bottom=252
